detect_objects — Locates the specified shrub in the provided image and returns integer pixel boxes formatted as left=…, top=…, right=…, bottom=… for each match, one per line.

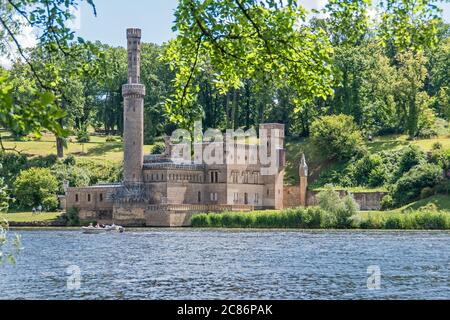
left=52, top=164, right=91, bottom=193
left=417, top=128, right=438, bottom=139
left=28, top=154, right=59, bottom=168
left=435, top=180, right=450, bottom=195
left=316, top=187, right=342, bottom=213
left=65, top=207, right=80, bottom=226
left=380, top=195, right=394, bottom=210
left=76, top=159, right=122, bottom=185
left=310, top=114, right=366, bottom=161
left=13, top=168, right=59, bottom=210
left=316, top=188, right=358, bottom=228
left=76, top=126, right=90, bottom=143
left=151, top=143, right=165, bottom=155
left=394, top=145, right=426, bottom=180
left=391, top=163, right=444, bottom=206
left=105, top=136, right=117, bottom=142
left=42, top=196, right=59, bottom=211
left=420, top=187, right=435, bottom=199
left=432, top=142, right=443, bottom=150
left=0, top=170, right=10, bottom=212
left=63, top=155, right=76, bottom=166
left=0, top=152, right=28, bottom=186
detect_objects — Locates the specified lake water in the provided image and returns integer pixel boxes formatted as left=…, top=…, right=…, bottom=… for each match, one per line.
left=0, top=229, right=449, bottom=300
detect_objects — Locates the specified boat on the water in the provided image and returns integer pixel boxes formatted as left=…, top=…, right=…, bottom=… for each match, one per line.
left=81, top=225, right=125, bottom=234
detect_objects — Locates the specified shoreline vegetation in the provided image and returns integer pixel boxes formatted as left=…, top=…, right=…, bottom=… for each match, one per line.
left=192, top=192, right=450, bottom=230
left=2, top=194, right=450, bottom=230
left=191, top=208, right=450, bottom=230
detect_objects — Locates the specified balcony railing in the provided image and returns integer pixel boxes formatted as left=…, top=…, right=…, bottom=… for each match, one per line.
left=146, top=204, right=254, bottom=213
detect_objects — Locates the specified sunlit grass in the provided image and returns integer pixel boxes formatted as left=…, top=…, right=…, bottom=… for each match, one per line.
left=0, top=211, right=63, bottom=222
left=0, top=131, right=153, bottom=163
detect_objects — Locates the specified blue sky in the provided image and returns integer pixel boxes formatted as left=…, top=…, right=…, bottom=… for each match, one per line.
left=76, top=0, right=179, bottom=46
left=76, top=0, right=450, bottom=46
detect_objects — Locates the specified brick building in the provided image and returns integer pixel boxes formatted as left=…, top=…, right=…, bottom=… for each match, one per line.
left=65, top=28, right=286, bottom=227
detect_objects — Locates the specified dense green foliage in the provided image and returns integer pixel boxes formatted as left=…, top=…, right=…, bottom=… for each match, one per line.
left=310, top=114, right=365, bottom=160
left=65, top=207, right=80, bottom=226
left=191, top=206, right=450, bottom=230
left=1, top=1, right=450, bottom=217
left=192, top=208, right=325, bottom=229
left=390, top=163, right=444, bottom=206
left=0, top=164, right=9, bottom=212
left=3, top=1, right=449, bottom=147
left=193, top=189, right=359, bottom=229
left=352, top=210, right=450, bottom=230
left=13, top=167, right=59, bottom=211
left=0, top=0, right=98, bottom=151
left=316, top=188, right=359, bottom=228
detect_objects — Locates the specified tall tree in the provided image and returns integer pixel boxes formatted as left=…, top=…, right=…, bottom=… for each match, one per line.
left=164, top=0, right=334, bottom=128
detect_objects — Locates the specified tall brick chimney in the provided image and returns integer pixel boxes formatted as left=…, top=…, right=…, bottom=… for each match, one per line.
left=122, top=28, right=145, bottom=184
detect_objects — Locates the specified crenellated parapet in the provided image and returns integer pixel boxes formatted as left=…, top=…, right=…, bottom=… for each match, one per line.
left=127, top=28, right=142, bottom=38
left=122, top=84, right=146, bottom=97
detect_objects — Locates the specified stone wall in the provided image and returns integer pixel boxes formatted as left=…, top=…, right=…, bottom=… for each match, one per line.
left=66, top=186, right=118, bottom=221
left=283, top=185, right=387, bottom=211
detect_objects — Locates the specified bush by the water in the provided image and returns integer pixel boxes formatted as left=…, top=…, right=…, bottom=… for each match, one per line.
left=192, top=207, right=449, bottom=230
left=65, top=207, right=80, bottom=226
left=191, top=207, right=325, bottom=229
left=351, top=210, right=449, bottom=230
left=316, top=187, right=359, bottom=228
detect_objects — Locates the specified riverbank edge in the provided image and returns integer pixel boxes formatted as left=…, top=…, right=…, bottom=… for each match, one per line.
left=8, top=225, right=450, bottom=232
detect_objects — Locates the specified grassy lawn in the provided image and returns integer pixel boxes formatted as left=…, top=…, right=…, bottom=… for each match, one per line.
left=0, top=131, right=153, bottom=163
left=358, top=195, right=450, bottom=219
left=0, top=211, right=63, bottom=222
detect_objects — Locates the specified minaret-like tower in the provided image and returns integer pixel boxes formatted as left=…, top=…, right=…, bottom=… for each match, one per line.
left=122, top=28, right=145, bottom=184
left=299, top=153, right=308, bottom=207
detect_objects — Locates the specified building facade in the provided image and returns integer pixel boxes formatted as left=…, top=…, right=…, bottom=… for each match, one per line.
left=66, top=28, right=286, bottom=227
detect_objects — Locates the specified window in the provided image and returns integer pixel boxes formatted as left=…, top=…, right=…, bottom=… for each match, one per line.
left=254, top=193, right=259, bottom=204
left=198, top=191, right=202, bottom=203
left=231, top=171, right=238, bottom=183
left=99, top=194, right=103, bottom=202
left=233, top=192, right=239, bottom=203
left=75, top=194, right=79, bottom=202
left=210, top=171, right=219, bottom=183
left=244, top=193, right=248, bottom=205
left=267, top=189, right=270, bottom=196
left=210, top=193, right=218, bottom=201
left=243, top=171, right=249, bottom=183
left=253, top=172, right=259, bottom=184
left=87, top=194, right=91, bottom=202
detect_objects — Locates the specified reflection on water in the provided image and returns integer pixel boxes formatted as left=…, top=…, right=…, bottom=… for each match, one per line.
left=0, top=229, right=449, bottom=300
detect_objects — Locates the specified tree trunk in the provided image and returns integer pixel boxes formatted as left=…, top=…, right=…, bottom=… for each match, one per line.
left=225, top=90, right=231, bottom=129
left=231, top=89, right=238, bottom=130
left=56, top=104, right=65, bottom=158
left=56, top=137, right=65, bottom=158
